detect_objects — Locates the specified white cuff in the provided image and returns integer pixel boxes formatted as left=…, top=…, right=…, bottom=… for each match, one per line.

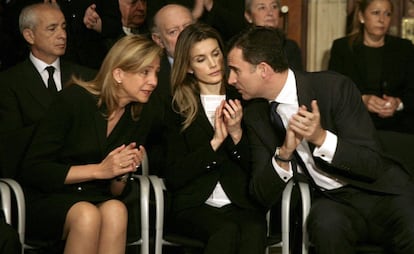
left=313, top=131, right=337, bottom=163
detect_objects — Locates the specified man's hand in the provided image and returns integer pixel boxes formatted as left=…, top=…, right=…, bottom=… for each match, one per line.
left=289, top=100, right=326, bottom=147
left=83, top=4, right=102, bottom=33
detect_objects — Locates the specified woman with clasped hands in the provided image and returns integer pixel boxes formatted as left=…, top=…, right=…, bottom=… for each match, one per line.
left=20, top=35, right=162, bottom=254
left=328, top=0, right=414, bottom=133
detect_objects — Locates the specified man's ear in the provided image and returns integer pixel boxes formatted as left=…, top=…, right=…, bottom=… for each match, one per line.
left=22, top=28, right=35, bottom=45
left=244, top=11, right=252, bottom=23
left=151, top=33, right=165, bottom=48
left=258, top=62, right=269, bottom=79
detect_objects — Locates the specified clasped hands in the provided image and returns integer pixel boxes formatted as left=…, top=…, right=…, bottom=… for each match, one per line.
left=211, top=99, right=242, bottom=151
left=99, top=142, right=144, bottom=180
left=279, top=100, right=326, bottom=160
left=362, top=94, right=401, bottom=118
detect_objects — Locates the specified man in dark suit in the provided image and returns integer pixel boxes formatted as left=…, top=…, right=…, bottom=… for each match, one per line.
left=226, top=26, right=414, bottom=254
left=150, top=3, right=194, bottom=100
left=82, top=0, right=150, bottom=69
left=147, top=0, right=246, bottom=42
left=0, top=2, right=95, bottom=178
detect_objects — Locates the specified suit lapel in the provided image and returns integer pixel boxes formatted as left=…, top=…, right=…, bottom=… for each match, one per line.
left=293, top=71, right=317, bottom=151
left=193, top=104, right=214, bottom=137
left=245, top=99, right=280, bottom=153
left=24, top=59, right=54, bottom=110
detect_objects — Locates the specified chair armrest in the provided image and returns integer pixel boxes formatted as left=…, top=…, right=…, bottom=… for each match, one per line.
left=141, top=150, right=149, bottom=176
left=130, top=174, right=150, bottom=254
left=0, top=178, right=26, bottom=247
left=0, top=180, right=12, bottom=224
left=281, top=180, right=294, bottom=254
left=279, top=180, right=311, bottom=254
left=298, top=182, right=310, bottom=254
left=148, top=175, right=166, bottom=254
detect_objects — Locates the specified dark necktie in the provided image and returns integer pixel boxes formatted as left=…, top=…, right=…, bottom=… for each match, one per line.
left=269, top=102, right=314, bottom=184
left=269, top=102, right=344, bottom=203
left=130, top=27, right=140, bottom=34
left=46, top=66, right=58, bottom=95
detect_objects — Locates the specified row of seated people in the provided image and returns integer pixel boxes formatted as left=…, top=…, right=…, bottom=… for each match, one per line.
left=1, top=0, right=414, bottom=254
left=3, top=0, right=413, bottom=135
left=0, top=0, right=248, bottom=71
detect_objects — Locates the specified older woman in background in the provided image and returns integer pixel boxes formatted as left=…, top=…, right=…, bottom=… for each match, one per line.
left=328, top=0, right=414, bottom=133
left=244, top=0, right=303, bottom=70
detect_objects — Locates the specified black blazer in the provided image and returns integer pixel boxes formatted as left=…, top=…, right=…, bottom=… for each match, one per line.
left=164, top=87, right=261, bottom=213
left=0, top=59, right=95, bottom=177
left=244, top=70, right=411, bottom=208
left=20, top=84, right=150, bottom=196
left=18, top=84, right=152, bottom=240
left=328, top=35, right=414, bottom=133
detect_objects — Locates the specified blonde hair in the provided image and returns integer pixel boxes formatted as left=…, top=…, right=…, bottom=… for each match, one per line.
left=171, top=23, right=225, bottom=131
left=70, top=35, right=163, bottom=120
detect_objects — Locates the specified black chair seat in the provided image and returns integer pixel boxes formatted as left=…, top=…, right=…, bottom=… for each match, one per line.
left=163, top=233, right=205, bottom=249
left=266, top=234, right=282, bottom=246
left=356, top=244, right=387, bottom=254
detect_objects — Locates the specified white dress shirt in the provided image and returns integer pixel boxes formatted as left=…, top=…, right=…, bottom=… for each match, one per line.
left=271, top=69, right=346, bottom=190
left=200, top=94, right=232, bottom=207
left=30, top=53, right=62, bottom=91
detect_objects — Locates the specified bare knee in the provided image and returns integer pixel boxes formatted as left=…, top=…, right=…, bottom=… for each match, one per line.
left=98, top=199, right=128, bottom=232
left=63, top=201, right=101, bottom=239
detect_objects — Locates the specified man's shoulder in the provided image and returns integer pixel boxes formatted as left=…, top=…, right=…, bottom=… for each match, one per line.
left=0, top=59, right=39, bottom=88
left=60, top=60, right=97, bottom=80
left=296, top=70, right=351, bottom=83
left=243, top=98, right=268, bottom=119
left=294, top=70, right=357, bottom=96
left=0, top=59, right=34, bottom=76
left=60, top=60, right=96, bottom=72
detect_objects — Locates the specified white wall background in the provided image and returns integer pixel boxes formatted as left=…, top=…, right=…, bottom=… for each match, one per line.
left=306, top=0, right=347, bottom=71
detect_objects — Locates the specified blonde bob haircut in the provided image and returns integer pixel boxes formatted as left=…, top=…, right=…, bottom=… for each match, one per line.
left=70, top=35, right=163, bottom=121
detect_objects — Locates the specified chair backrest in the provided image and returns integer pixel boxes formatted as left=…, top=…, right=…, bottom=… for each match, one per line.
left=0, top=178, right=26, bottom=254
left=0, top=181, right=12, bottom=224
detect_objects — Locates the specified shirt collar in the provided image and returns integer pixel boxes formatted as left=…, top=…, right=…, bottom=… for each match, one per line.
left=30, top=52, right=60, bottom=74
left=273, top=69, right=297, bottom=105
left=122, top=26, right=133, bottom=35
left=168, top=55, right=174, bottom=66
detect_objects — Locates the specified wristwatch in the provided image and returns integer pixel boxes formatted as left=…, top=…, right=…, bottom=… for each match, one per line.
left=274, top=147, right=292, bottom=162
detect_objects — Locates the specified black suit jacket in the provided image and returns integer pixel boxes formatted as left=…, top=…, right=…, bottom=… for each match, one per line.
left=164, top=88, right=262, bottom=213
left=244, top=70, right=411, bottom=208
left=0, top=58, right=95, bottom=178
left=328, top=35, right=414, bottom=133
